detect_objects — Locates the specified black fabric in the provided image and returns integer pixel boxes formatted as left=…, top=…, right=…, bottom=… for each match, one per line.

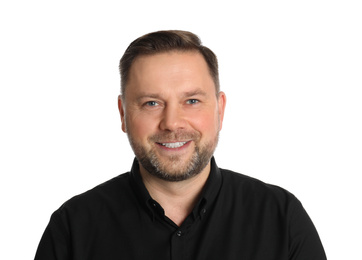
left=35, top=157, right=326, bottom=260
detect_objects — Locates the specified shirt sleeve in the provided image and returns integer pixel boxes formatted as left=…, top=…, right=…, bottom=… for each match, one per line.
left=288, top=198, right=327, bottom=260
left=34, top=209, right=71, bottom=260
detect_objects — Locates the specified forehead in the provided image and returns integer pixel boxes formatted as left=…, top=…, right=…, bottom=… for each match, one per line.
left=126, top=51, right=215, bottom=95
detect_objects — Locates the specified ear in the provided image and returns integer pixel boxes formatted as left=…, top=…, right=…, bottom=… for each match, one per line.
left=217, top=91, right=226, bottom=131
left=118, top=95, right=127, bottom=133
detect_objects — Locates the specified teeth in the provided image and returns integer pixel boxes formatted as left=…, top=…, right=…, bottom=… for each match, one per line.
left=161, top=142, right=187, bottom=148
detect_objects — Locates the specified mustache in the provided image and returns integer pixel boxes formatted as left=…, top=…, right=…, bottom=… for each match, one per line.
left=149, top=130, right=200, bottom=143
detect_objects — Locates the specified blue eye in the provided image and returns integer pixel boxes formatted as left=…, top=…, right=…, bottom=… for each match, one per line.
left=186, top=99, right=199, bottom=105
left=145, top=101, right=158, bottom=106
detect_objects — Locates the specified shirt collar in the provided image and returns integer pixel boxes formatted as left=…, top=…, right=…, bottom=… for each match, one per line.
left=192, top=157, right=222, bottom=219
left=129, top=158, right=153, bottom=205
left=129, top=157, right=223, bottom=221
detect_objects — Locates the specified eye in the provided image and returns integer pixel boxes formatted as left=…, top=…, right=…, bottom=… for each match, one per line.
left=145, top=101, right=159, bottom=107
left=186, top=99, right=199, bottom=105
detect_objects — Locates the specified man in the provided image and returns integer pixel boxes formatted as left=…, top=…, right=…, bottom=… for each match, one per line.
left=35, top=30, right=327, bottom=259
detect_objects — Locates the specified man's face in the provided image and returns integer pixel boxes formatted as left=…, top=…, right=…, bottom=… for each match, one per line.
left=119, top=51, right=226, bottom=181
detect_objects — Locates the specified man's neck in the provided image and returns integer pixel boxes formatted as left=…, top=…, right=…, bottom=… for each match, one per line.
left=139, top=163, right=211, bottom=227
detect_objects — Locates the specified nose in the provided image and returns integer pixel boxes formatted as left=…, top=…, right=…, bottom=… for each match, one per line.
left=159, top=103, right=186, bottom=131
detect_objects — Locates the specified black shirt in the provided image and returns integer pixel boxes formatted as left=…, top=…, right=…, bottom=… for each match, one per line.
left=35, top=158, right=326, bottom=259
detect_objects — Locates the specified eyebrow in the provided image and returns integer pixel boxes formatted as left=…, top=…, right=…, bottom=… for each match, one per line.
left=135, top=89, right=208, bottom=103
left=135, top=93, right=161, bottom=103
left=181, top=90, right=208, bottom=98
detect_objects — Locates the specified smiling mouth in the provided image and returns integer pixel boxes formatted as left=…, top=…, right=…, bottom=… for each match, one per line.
left=157, top=141, right=189, bottom=148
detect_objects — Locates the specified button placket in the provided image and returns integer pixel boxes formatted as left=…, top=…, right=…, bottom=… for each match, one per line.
left=171, top=229, right=186, bottom=260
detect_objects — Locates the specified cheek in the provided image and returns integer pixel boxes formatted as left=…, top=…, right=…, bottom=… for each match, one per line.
left=126, top=112, right=159, bottom=140
left=189, top=110, right=219, bottom=135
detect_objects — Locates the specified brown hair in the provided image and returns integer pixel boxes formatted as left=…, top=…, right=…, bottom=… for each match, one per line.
left=119, top=30, right=220, bottom=97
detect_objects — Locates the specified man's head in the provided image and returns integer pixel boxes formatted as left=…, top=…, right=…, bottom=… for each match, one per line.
left=118, top=30, right=226, bottom=182
left=119, top=30, right=220, bottom=99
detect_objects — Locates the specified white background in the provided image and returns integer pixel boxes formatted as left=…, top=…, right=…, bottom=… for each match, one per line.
left=1, top=1, right=361, bottom=259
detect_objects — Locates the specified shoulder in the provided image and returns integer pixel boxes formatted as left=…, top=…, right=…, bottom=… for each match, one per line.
left=42, top=172, right=138, bottom=250
left=219, top=168, right=299, bottom=211
left=220, top=168, right=292, bottom=195
left=56, top=172, right=134, bottom=216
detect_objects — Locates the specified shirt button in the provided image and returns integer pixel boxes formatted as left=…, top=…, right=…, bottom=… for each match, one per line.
left=201, top=208, right=207, bottom=214
left=176, top=230, right=182, bottom=237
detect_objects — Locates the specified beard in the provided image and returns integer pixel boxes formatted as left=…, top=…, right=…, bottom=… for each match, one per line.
left=127, top=129, right=219, bottom=182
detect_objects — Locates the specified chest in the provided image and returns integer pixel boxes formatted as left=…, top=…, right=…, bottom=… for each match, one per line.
left=70, top=202, right=288, bottom=260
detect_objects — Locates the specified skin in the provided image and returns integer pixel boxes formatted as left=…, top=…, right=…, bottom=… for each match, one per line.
left=118, top=51, right=226, bottom=225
